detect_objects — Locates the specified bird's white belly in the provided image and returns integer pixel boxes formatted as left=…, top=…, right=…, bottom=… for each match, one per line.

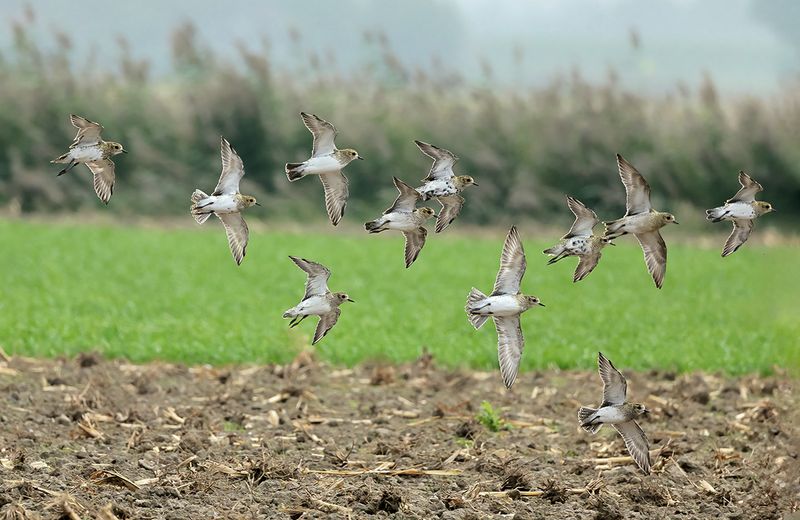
left=303, top=155, right=342, bottom=175
left=202, top=195, right=239, bottom=214
left=418, top=179, right=455, bottom=198
left=472, top=294, right=521, bottom=316
left=71, top=146, right=103, bottom=162
left=296, top=296, right=331, bottom=316
left=383, top=212, right=419, bottom=231
left=592, top=406, right=629, bottom=424
left=619, top=213, right=656, bottom=233
left=565, top=236, right=591, bottom=255
left=723, top=202, right=756, bottom=220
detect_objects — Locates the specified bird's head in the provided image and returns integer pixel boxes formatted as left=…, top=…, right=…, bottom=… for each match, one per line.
left=239, top=195, right=260, bottom=208
left=523, top=295, right=545, bottom=309
left=339, top=148, right=364, bottom=164
left=105, top=141, right=127, bottom=156
left=418, top=207, right=437, bottom=219
left=660, top=212, right=679, bottom=225
left=334, top=292, right=355, bottom=303
left=755, top=201, right=775, bottom=215
left=632, top=403, right=648, bottom=417
left=455, top=175, right=478, bottom=188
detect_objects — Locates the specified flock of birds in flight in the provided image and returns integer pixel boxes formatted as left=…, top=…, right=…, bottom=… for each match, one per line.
left=51, top=113, right=775, bottom=475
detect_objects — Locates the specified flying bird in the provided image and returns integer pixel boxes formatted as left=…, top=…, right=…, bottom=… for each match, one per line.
left=578, top=352, right=651, bottom=475
left=51, top=114, right=127, bottom=204
left=543, top=196, right=614, bottom=282
left=283, top=256, right=354, bottom=345
left=413, top=140, right=478, bottom=233
left=706, top=171, right=775, bottom=257
left=603, top=154, right=678, bottom=289
left=190, top=137, right=260, bottom=265
left=285, top=112, right=363, bottom=226
left=465, top=226, right=545, bottom=389
left=364, top=177, right=436, bottom=268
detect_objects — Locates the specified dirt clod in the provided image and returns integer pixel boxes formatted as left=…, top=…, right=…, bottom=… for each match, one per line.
left=0, top=356, right=796, bottom=518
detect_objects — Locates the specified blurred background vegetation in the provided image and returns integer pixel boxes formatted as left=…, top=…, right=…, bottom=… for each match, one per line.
left=0, top=1, right=798, bottom=228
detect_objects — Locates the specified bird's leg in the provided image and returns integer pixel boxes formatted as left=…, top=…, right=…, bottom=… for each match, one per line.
left=57, top=160, right=78, bottom=176
left=289, top=315, right=308, bottom=328
left=547, top=252, right=568, bottom=265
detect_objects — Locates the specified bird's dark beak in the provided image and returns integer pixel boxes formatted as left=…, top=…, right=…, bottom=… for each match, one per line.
left=608, top=241, right=616, bottom=246
left=772, top=208, right=777, bottom=212
left=347, top=298, right=355, bottom=303
left=122, top=149, right=128, bottom=154
left=357, top=156, right=364, bottom=160
left=538, top=302, right=546, bottom=307
left=674, top=221, right=679, bottom=225
left=643, top=408, right=650, bottom=415
left=472, top=182, right=479, bottom=186
left=255, top=202, right=262, bottom=206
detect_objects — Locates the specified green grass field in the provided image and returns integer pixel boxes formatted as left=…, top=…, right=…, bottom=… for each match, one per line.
left=1, top=219, right=797, bottom=374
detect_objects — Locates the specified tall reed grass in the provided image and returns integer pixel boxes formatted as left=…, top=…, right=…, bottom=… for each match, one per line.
left=1, top=17, right=798, bottom=226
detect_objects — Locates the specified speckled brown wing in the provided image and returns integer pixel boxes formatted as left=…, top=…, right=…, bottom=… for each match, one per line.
left=613, top=421, right=651, bottom=475
left=634, top=230, right=667, bottom=289
left=402, top=227, right=427, bottom=268
left=85, top=159, right=115, bottom=204
left=492, top=226, right=526, bottom=295
left=722, top=219, right=753, bottom=257
left=69, top=114, right=103, bottom=148
left=301, top=112, right=337, bottom=157
left=617, top=154, right=652, bottom=216
left=726, top=171, right=763, bottom=203
left=494, top=316, right=524, bottom=389
left=313, top=308, right=341, bottom=345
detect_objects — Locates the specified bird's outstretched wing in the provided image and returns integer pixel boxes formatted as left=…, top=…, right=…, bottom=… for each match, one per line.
left=573, top=252, right=602, bottom=283
left=494, top=316, right=524, bottom=389
left=319, top=171, right=349, bottom=225
left=613, top=421, right=651, bottom=475
left=213, top=137, right=245, bottom=195
left=435, top=194, right=464, bottom=233
left=415, top=140, right=458, bottom=181
left=492, top=226, right=527, bottom=295
left=289, top=256, right=332, bottom=299
left=69, top=114, right=104, bottom=148
left=385, top=177, right=420, bottom=214
left=726, top=171, right=763, bottom=203
left=634, top=230, right=667, bottom=289
left=563, top=196, right=599, bottom=238
left=722, top=219, right=754, bottom=257
left=313, top=308, right=341, bottom=345
left=617, top=154, right=652, bottom=216
left=598, top=351, right=627, bottom=406
left=85, top=159, right=115, bottom=204
left=402, top=227, right=427, bottom=268
left=217, top=212, right=249, bottom=265
left=301, top=112, right=337, bottom=157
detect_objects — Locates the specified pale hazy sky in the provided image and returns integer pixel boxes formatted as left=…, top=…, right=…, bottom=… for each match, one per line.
left=2, top=0, right=797, bottom=94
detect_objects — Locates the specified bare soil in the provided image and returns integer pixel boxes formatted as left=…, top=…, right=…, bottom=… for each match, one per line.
left=0, top=351, right=797, bottom=519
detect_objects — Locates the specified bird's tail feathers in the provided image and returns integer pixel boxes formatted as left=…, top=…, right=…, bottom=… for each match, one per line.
left=364, top=219, right=386, bottom=233
left=544, top=244, right=568, bottom=264
left=578, top=407, right=602, bottom=434
left=465, top=288, right=489, bottom=329
left=603, top=219, right=625, bottom=239
left=51, top=152, right=71, bottom=164
left=706, top=207, right=726, bottom=222
left=190, top=190, right=212, bottom=224
left=542, top=243, right=563, bottom=256
left=191, top=189, right=208, bottom=204
left=285, top=162, right=306, bottom=181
